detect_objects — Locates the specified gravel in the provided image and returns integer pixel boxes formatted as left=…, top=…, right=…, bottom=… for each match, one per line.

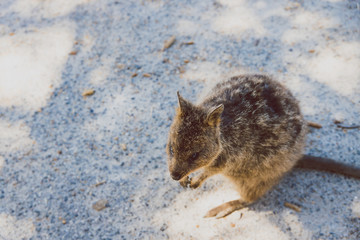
left=0, top=0, right=359, bottom=239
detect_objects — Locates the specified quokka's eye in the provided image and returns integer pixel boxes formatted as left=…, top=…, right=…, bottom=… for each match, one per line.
left=169, top=145, right=174, bottom=156
left=189, top=152, right=199, bottom=161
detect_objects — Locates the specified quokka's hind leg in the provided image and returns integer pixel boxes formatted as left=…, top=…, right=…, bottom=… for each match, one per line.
left=204, top=177, right=279, bottom=218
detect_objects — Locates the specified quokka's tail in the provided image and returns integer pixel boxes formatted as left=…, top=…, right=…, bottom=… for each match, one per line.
left=295, top=154, right=360, bottom=179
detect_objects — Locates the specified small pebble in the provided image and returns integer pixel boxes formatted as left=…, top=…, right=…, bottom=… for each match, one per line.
left=120, top=144, right=127, bottom=151
left=92, top=199, right=109, bottom=211
left=117, top=64, right=125, bottom=69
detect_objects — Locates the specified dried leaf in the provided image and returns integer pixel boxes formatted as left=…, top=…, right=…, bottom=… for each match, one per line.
left=284, top=202, right=301, bottom=212
left=307, top=121, right=322, bottom=129
left=336, top=124, right=360, bottom=129
left=82, top=89, right=95, bottom=97
left=163, top=36, right=176, bottom=50
left=94, top=181, right=107, bottom=187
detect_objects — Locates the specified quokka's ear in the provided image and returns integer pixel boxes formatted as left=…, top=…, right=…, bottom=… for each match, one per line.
left=177, top=91, right=192, bottom=113
left=205, top=104, right=224, bottom=127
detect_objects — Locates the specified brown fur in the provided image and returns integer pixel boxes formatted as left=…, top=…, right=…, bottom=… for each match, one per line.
left=297, top=155, right=360, bottom=179
left=166, top=74, right=359, bottom=218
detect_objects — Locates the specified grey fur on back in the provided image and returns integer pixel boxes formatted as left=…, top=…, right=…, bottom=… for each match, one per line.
left=201, top=75, right=307, bottom=182
left=202, top=74, right=306, bottom=161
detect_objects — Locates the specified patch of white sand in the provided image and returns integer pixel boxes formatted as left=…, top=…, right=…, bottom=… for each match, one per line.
left=0, top=213, right=35, bottom=240
left=89, top=57, right=113, bottom=86
left=0, top=24, right=10, bottom=35
left=0, top=156, right=4, bottom=172
left=181, top=61, right=223, bottom=83
left=281, top=76, right=319, bottom=116
left=180, top=61, right=247, bottom=103
left=306, top=42, right=360, bottom=96
left=10, top=0, right=92, bottom=18
left=176, top=19, right=202, bottom=36
left=211, top=0, right=266, bottom=37
left=153, top=176, right=291, bottom=239
left=181, top=61, right=224, bottom=102
left=0, top=24, right=75, bottom=112
left=352, top=196, right=360, bottom=218
left=82, top=93, right=129, bottom=135
left=0, top=119, right=33, bottom=154
left=284, top=41, right=360, bottom=98
left=282, top=211, right=312, bottom=239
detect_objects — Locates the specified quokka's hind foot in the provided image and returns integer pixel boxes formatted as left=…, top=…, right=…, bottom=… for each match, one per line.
left=204, top=199, right=248, bottom=219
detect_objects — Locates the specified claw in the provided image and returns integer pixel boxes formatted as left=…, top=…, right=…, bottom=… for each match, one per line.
left=189, top=179, right=200, bottom=189
left=179, top=176, right=191, bottom=188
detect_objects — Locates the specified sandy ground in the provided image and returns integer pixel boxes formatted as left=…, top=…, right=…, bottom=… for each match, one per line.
left=0, top=0, right=359, bottom=239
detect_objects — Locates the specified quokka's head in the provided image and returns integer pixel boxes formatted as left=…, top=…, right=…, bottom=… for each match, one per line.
left=166, top=92, right=224, bottom=181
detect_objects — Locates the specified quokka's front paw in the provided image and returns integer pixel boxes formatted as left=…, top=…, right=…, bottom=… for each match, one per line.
left=189, top=179, right=201, bottom=189
left=179, top=176, right=191, bottom=188
left=179, top=176, right=202, bottom=189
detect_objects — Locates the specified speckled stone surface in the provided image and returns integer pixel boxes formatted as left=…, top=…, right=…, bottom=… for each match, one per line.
left=0, top=0, right=359, bottom=239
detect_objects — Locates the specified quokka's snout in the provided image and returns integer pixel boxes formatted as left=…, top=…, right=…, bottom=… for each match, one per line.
left=168, top=158, right=191, bottom=181
left=168, top=159, right=183, bottom=181
left=170, top=171, right=182, bottom=181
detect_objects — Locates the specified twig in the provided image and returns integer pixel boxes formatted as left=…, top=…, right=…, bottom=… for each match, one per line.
left=284, top=202, right=301, bottom=212
left=94, top=181, right=107, bottom=187
left=307, top=121, right=322, bottom=129
left=336, top=124, right=360, bottom=129
left=162, top=36, right=176, bottom=51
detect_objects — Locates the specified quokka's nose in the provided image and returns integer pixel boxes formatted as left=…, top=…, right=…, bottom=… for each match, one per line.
left=170, top=172, right=182, bottom=181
